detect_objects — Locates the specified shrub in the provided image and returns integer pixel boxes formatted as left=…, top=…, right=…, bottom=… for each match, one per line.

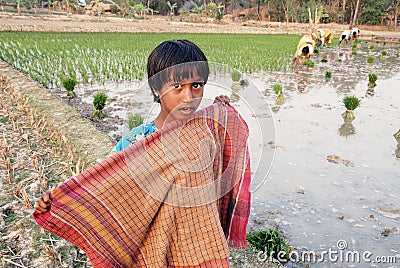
left=110, top=4, right=119, bottom=14
left=127, top=113, right=144, bottom=130
left=247, top=228, right=290, bottom=261
left=92, top=92, right=107, bottom=118
left=61, top=77, right=77, bottom=98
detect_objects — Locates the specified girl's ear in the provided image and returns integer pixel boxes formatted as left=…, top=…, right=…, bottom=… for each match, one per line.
left=152, top=91, right=160, bottom=103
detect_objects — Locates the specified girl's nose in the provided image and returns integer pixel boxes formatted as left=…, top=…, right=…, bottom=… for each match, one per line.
left=182, top=88, right=194, bottom=103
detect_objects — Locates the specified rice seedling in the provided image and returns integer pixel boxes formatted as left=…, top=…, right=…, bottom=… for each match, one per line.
left=367, top=56, right=375, bottom=64
left=230, top=69, right=242, bottom=90
left=381, top=50, right=387, bottom=57
left=0, top=32, right=298, bottom=87
left=247, top=228, right=290, bottom=262
left=368, top=73, right=377, bottom=87
left=61, top=76, right=77, bottom=98
left=342, top=95, right=360, bottom=120
left=92, top=92, right=107, bottom=118
left=273, top=84, right=285, bottom=104
left=352, top=43, right=357, bottom=49
left=127, top=113, right=144, bottom=130
left=352, top=50, right=357, bottom=56
left=230, top=69, right=241, bottom=82
left=325, top=71, right=332, bottom=79
left=320, top=58, right=328, bottom=63
left=369, top=44, right=375, bottom=50
left=303, top=60, right=314, bottom=68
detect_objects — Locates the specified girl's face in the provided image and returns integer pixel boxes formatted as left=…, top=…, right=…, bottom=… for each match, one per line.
left=157, top=72, right=204, bottom=126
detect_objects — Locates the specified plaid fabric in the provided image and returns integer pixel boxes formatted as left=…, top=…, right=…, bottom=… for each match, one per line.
left=33, top=102, right=251, bottom=268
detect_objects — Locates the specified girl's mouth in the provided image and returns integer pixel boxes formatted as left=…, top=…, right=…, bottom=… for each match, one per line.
left=179, top=107, right=194, bottom=115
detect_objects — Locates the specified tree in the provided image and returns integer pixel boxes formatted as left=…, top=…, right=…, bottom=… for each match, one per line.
left=349, top=0, right=360, bottom=28
left=16, top=0, right=21, bottom=15
left=167, top=1, right=177, bottom=19
left=395, top=0, right=399, bottom=28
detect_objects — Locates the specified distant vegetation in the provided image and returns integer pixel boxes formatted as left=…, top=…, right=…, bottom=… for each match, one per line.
left=0, top=0, right=396, bottom=26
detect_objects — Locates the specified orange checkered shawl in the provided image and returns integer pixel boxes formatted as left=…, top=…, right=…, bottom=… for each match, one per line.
left=33, top=103, right=251, bottom=268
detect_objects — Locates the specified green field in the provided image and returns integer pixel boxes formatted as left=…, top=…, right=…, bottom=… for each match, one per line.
left=0, top=32, right=300, bottom=88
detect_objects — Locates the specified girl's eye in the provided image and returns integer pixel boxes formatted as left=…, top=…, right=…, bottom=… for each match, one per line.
left=173, top=84, right=181, bottom=89
left=192, top=83, right=203, bottom=89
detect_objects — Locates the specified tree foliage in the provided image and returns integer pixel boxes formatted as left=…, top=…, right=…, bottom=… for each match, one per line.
left=3, top=0, right=399, bottom=26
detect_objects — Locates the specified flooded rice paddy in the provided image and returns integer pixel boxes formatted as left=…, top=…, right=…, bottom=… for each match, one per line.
left=50, top=42, right=400, bottom=266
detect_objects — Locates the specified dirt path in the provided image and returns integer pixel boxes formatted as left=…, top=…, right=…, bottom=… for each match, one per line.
left=0, top=12, right=399, bottom=38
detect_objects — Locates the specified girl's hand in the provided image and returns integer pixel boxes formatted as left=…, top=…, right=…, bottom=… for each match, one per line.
left=214, top=95, right=230, bottom=105
left=34, top=192, right=52, bottom=214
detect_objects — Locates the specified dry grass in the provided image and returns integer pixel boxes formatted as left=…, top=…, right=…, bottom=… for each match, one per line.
left=0, top=76, right=90, bottom=267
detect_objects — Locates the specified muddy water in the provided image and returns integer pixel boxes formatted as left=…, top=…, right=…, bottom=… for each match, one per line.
left=249, top=44, right=400, bottom=266
left=52, top=43, right=399, bottom=266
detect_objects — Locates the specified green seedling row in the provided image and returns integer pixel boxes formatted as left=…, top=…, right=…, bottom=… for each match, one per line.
left=0, top=32, right=298, bottom=88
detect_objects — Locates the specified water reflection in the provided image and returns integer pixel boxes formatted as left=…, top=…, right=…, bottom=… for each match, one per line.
left=395, top=142, right=400, bottom=159
left=339, top=118, right=356, bottom=138
left=366, top=86, right=375, bottom=97
left=230, top=81, right=241, bottom=103
left=293, top=72, right=310, bottom=94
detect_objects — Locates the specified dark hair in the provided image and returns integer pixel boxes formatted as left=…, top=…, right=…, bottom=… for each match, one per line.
left=147, top=39, right=209, bottom=102
left=302, top=46, right=309, bottom=55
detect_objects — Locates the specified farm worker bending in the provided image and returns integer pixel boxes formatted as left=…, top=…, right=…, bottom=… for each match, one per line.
left=339, top=30, right=352, bottom=46
left=323, top=30, right=334, bottom=46
left=292, top=33, right=316, bottom=66
left=314, top=29, right=325, bottom=48
left=351, top=28, right=360, bottom=41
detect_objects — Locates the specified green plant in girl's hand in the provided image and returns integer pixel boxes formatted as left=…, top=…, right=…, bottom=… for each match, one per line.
left=92, top=92, right=107, bottom=118
left=368, top=73, right=377, bottom=87
left=273, top=83, right=285, bottom=103
left=342, top=95, right=360, bottom=120
left=247, top=228, right=290, bottom=262
left=127, top=113, right=144, bottom=130
left=61, top=76, right=77, bottom=98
